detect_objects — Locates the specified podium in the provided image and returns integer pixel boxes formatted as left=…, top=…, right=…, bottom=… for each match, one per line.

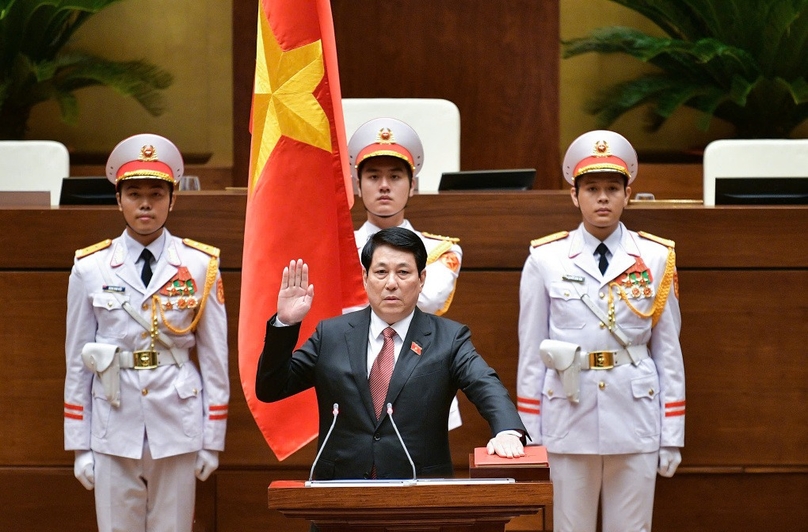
left=268, top=479, right=552, bottom=531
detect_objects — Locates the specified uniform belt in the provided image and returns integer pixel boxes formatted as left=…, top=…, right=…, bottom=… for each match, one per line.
left=119, top=349, right=190, bottom=370
left=581, top=345, right=648, bottom=370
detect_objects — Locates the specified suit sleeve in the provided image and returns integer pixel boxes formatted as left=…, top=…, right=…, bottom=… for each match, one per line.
left=516, top=250, right=550, bottom=444
left=451, top=324, right=526, bottom=437
left=255, top=317, right=319, bottom=402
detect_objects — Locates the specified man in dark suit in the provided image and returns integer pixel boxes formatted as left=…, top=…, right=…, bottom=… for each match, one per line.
left=256, top=227, right=526, bottom=479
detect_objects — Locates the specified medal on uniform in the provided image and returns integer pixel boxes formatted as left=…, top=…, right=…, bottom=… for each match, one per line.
left=616, top=257, right=655, bottom=299
left=159, top=266, right=198, bottom=310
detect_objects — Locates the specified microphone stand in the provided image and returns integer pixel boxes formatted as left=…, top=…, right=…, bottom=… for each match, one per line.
left=386, top=402, right=417, bottom=481
left=308, top=403, right=339, bottom=482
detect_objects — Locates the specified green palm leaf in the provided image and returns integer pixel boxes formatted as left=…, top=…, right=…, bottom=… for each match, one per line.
left=0, top=0, right=171, bottom=139
left=564, top=0, right=808, bottom=138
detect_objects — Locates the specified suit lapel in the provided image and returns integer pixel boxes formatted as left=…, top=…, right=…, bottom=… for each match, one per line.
left=383, top=308, right=432, bottom=420
left=346, top=307, right=376, bottom=421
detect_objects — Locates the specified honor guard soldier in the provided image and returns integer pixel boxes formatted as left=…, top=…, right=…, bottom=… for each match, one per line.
left=516, top=130, right=685, bottom=532
left=64, top=133, right=229, bottom=532
left=350, top=117, right=463, bottom=429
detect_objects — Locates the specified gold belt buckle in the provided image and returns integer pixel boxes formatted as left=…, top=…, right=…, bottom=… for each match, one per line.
left=133, top=350, right=159, bottom=370
left=589, top=351, right=615, bottom=370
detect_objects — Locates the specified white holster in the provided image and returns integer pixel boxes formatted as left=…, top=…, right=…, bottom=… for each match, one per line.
left=81, top=343, right=121, bottom=407
left=539, top=339, right=582, bottom=404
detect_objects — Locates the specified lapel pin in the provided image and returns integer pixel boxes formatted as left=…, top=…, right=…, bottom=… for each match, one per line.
left=411, top=342, right=422, bottom=356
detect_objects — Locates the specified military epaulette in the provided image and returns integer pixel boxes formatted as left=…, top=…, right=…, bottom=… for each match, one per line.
left=75, top=239, right=112, bottom=260
left=531, top=231, right=569, bottom=248
left=421, top=231, right=460, bottom=244
left=638, top=231, right=675, bottom=248
left=183, top=238, right=220, bottom=258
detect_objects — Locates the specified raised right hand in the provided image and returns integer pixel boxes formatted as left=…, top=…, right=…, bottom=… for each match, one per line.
left=277, top=259, right=314, bottom=325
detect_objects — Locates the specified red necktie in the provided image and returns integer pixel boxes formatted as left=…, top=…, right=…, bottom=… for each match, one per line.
left=369, top=327, right=396, bottom=420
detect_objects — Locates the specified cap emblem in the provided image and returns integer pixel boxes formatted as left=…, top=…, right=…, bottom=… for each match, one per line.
left=140, top=145, right=158, bottom=162
left=376, top=128, right=395, bottom=145
left=593, top=140, right=611, bottom=157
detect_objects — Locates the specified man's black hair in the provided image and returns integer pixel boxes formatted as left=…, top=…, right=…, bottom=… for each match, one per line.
left=361, top=226, right=427, bottom=274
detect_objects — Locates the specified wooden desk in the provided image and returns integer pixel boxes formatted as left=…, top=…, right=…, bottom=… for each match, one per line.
left=268, top=479, right=552, bottom=532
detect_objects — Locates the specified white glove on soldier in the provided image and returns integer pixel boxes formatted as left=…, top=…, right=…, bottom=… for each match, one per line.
left=195, top=449, right=219, bottom=481
left=74, top=450, right=95, bottom=490
left=657, top=447, right=682, bottom=478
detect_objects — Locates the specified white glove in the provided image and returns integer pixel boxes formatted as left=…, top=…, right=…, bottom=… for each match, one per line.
left=657, top=447, right=682, bottom=478
left=74, top=450, right=95, bottom=490
left=194, top=449, right=219, bottom=481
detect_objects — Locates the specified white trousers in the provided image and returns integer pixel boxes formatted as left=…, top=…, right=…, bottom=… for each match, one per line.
left=549, top=452, right=658, bottom=532
left=94, top=441, right=197, bottom=532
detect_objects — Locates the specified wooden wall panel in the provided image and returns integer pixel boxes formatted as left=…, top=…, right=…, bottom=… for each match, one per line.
left=0, top=469, right=96, bottom=531
left=232, top=0, right=561, bottom=189
left=654, top=473, right=808, bottom=532
left=2, top=196, right=807, bottom=530
left=677, top=270, right=808, bottom=466
left=217, top=470, right=311, bottom=532
left=0, top=272, right=68, bottom=465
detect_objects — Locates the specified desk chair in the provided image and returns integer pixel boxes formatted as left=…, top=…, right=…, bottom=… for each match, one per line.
left=703, top=139, right=808, bottom=206
left=0, top=140, right=70, bottom=207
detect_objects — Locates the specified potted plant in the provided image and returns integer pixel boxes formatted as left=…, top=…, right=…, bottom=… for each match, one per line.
left=562, top=0, right=808, bottom=139
left=0, top=0, right=172, bottom=140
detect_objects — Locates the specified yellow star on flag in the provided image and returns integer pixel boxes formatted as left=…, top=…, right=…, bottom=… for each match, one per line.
left=250, top=11, right=331, bottom=192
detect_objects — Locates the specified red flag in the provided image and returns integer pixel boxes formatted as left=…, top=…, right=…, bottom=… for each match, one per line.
left=239, top=0, right=367, bottom=461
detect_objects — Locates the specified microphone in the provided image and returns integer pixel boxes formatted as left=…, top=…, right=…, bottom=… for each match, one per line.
left=308, top=403, right=339, bottom=482
left=386, top=402, right=416, bottom=480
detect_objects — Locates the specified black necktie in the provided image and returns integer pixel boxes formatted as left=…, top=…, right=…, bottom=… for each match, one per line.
left=139, top=249, right=154, bottom=287
left=595, top=243, right=609, bottom=275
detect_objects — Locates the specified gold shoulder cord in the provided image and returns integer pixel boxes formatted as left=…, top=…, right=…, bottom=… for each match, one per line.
left=426, top=240, right=453, bottom=265
left=155, top=255, right=219, bottom=334
left=608, top=247, right=676, bottom=328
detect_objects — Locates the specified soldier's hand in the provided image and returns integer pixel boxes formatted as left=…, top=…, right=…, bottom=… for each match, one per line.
left=277, top=259, right=314, bottom=325
left=195, top=449, right=219, bottom=481
left=657, top=447, right=681, bottom=477
left=74, top=450, right=95, bottom=490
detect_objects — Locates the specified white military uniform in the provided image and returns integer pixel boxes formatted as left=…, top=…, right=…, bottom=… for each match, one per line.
left=64, top=230, right=229, bottom=531
left=355, top=219, right=464, bottom=430
left=517, top=222, right=685, bottom=531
